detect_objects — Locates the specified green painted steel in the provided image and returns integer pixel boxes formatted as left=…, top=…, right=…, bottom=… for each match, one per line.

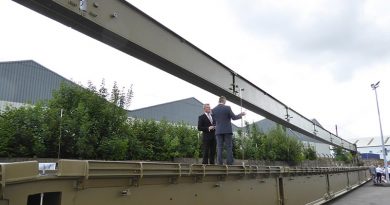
left=0, top=160, right=370, bottom=205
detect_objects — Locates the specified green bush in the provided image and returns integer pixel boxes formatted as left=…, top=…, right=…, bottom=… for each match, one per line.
left=0, top=104, right=47, bottom=157
left=98, top=136, right=129, bottom=160
left=303, top=145, right=318, bottom=160
left=233, top=124, right=264, bottom=160
left=0, top=82, right=200, bottom=161
left=0, top=82, right=340, bottom=164
left=128, top=119, right=199, bottom=161
left=334, top=146, right=353, bottom=163
left=233, top=124, right=304, bottom=164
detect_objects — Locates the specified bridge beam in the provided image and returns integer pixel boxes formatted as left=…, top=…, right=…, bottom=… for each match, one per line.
left=12, top=0, right=356, bottom=151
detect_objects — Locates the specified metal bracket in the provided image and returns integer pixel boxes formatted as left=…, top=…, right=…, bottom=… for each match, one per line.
left=74, top=179, right=85, bottom=190
left=168, top=177, right=178, bottom=184
left=285, top=107, right=293, bottom=122
left=194, top=175, right=203, bottom=183
left=217, top=175, right=226, bottom=181
left=131, top=177, right=140, bottom=187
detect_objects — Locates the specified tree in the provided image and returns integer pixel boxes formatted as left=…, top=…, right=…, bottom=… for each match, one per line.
left=232, top=122, right=304, bottom=164
left=171, top=122, right=199, bottom=159
left=126, top=119, right=199, bottom=161
left=303, top=145, right=318, bottom=160
left=98, top=79, right=108, bottom=98
left=0, top=79, right=202, bottom=161
left=48, top=83, right=132, bottom=159
left=127, top=119, right=164, bottom=160
left=98, top=136, right=129, bottom=160
left=233, top=125, right=262, bottom=160
left=110, top=81, right=120, bottom=106
left=256, top=125, right=303, bottom=164
left=0, top=104, right=47, bottom=157
left=0, top=80, right=199, bottom=161
left=334, top=146, right=353, bottom=164
left=100, top=80, right=134, bottom=109
left=125, top=84, right=134, bottom=109
left=87, top=80, right=96, bottom=92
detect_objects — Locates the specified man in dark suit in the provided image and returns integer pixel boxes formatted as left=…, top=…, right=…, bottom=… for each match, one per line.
left=212, top=96, right=245, bottom=165
left=197, top=103, right=216, bottom=164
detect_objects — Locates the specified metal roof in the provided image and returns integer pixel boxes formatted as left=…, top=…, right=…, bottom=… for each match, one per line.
left=128, top=98, right=242, bottom=130
left=128, top=97, right=204, bottom=126
left=0, top=60, right=73, bottom=104
left=349, top=137, right=390, bottom=147
left=0, top=60, right=238, bottom=128
left=252, top=118, right=324, bottom=143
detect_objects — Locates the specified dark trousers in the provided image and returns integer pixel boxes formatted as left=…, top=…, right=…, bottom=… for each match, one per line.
left=202, top=137, right=216, bottom=164
left=216, top=134, right=233, bottom=165
left=376, top=173, right=382, bottom=183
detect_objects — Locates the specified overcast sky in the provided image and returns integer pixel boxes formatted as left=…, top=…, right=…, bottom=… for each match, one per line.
left=1, top=0, right=389, bottom=140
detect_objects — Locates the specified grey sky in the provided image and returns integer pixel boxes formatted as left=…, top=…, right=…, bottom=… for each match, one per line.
left=1, top=0, right=389, bottom=140
left=229, top=0, right=390, bottom=82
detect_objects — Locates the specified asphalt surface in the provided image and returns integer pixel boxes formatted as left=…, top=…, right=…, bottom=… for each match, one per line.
left=327, top=181, right=390, bottom=205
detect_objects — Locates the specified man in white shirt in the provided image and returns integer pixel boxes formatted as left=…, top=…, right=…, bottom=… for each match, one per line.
left=197, top=103, right=216, bottom=164
left=376, top=165, right=384, bottom=183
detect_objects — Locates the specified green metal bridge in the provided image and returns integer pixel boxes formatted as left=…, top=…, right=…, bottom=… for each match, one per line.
left=1, top=1, right=369, bottom=204
left=0, top=160, right=370, bottom=205
left=12, top=0, right=355, bottom=151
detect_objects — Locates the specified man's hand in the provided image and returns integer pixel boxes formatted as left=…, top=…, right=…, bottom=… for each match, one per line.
left=208, top=126, right=215, bottom=131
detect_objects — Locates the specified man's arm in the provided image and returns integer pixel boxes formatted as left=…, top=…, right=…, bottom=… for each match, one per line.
left=228, top=106, right=244, bottom=120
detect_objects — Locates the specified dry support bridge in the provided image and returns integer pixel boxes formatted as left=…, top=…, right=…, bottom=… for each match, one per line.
left=5, top=1, right=369, bottom=204
left=12, top=0, right=356, bottom=151
left=0, top=160, right=370, bottom=205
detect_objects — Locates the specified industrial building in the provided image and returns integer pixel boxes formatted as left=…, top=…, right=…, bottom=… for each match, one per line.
left=349, top=137, right=390, bottom=159
left=1, top=60, right=330, bottom=155
left=0, top=60, right=73, bottom=110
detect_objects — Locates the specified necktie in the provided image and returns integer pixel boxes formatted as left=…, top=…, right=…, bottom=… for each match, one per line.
left=207, top=113, right=212, bottom=123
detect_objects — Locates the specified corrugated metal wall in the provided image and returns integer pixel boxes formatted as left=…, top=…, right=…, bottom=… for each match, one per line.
left=128, top=97, right=204, bottom=126
left=0, top=60, right=73, bottom=104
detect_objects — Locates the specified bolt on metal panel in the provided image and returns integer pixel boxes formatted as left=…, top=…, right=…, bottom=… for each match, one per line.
left=282, top=175, right=328, bottom=205
left=0, top=161, right=38, bottom=183
left=328, top=173, right=349, bottom=195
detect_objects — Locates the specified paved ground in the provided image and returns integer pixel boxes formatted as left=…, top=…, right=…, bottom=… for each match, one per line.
left=327, top=182, right=390, bottom=205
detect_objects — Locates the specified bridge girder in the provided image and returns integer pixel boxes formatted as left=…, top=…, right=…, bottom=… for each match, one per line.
left=12, top=0, right=356, bottom=151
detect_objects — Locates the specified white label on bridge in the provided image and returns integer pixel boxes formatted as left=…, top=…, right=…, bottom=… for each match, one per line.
left=80, top=0, right=87, bottom=11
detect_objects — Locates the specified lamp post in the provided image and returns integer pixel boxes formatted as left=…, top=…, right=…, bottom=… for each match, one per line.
left=371, top=81, right=389, bottom=183
left=239, top=88, right=245, bottom=128
left=58, top=109, right=63, bottom=159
